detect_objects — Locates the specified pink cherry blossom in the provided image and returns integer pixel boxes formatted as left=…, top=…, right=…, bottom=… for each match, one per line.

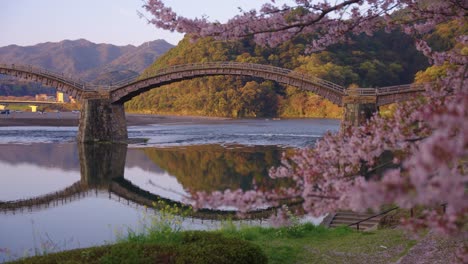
left=144, top=1, right=467, bottom=260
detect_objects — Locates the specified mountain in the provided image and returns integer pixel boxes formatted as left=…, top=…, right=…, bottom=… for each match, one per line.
left=0, top=39, right=174, bottom=89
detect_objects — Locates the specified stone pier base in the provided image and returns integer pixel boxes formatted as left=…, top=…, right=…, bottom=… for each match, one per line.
left=342, top=94, right=378, bottom=127
left=343, top=103, right=378, bottom=126
left=77, top=99, right=128, bottom=143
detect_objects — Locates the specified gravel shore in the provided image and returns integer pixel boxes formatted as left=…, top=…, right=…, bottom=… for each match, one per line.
left=0, top=111, right=230, bottom=127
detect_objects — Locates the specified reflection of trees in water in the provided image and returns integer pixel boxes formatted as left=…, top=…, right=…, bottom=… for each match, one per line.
left=140, top=145, right=295, bottom=192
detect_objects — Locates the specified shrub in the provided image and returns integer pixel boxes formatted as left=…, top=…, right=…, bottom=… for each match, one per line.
left=176, top=231, right=267, bottom=264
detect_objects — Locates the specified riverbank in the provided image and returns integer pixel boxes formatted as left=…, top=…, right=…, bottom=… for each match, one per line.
left=0, top=112, right=231, bottom=127
left=8, top=224, right=417, bottom=264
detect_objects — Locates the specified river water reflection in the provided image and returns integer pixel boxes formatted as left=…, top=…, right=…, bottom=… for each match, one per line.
left=0, top=118, right=339, bottom=261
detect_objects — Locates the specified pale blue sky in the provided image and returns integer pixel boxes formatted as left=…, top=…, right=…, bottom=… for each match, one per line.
left=0, top=0, right=292, bottom=47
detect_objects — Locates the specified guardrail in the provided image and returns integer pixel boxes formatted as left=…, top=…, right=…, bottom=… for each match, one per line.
left=347, top=207, right=399, bottom=231
left=348, top=202, right=446, bottom=231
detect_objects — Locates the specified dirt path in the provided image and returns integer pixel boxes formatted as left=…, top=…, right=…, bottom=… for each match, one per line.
left=395, top=231, right=465, bottom=264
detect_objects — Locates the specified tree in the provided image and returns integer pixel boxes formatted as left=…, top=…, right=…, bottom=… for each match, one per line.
left=142, top=0, right=467, bottom=260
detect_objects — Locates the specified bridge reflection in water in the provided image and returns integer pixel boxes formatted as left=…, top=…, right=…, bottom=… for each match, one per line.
left=0, top=143, right=301, bottom=221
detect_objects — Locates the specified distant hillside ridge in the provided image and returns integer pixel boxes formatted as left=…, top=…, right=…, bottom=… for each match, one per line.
left=0, top=39, right=174, bottom=96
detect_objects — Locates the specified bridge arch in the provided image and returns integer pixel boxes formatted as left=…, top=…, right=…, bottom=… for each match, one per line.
left=0, top=64, right=86, bottom=100
left=110, top=62, right=346, bottom=105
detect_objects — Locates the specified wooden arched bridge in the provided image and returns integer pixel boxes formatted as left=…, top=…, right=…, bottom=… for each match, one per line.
left=0, top=62, right=425, bottom=142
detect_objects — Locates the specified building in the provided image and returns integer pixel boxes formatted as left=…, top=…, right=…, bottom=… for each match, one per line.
left=56, top=92, right=64, bottom=103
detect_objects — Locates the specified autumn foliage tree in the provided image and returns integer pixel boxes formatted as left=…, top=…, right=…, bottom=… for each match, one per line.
left=142, top=0, right=467, bottom=259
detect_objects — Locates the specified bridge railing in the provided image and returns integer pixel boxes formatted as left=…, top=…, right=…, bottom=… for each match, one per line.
left=346, top=88, right=377, bottom=96
left=3, top=63, right=142, bottom=92
left=375, top=83, right=426, bottom=95
left=116, top=62, right=347, bottom=94
left=345, top=83, right=427, bottom=96
left=0, top=63, right=87, bottom=90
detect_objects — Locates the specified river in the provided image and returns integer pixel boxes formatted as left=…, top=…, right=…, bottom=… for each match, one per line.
left=0, top=118, right=339, bottom=261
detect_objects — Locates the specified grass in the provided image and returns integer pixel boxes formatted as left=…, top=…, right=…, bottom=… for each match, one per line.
left=217, top=223, right=416, bottom=264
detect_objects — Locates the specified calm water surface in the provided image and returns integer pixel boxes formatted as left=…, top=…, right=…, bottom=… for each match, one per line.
left=0, top=118, right=339, bottom=261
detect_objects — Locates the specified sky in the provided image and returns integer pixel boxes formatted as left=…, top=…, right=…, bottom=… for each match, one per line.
left=0, top=0, right=292, bottom=47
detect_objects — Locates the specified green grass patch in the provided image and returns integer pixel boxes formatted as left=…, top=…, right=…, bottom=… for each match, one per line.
left=217, top=223, right=415, bottom=264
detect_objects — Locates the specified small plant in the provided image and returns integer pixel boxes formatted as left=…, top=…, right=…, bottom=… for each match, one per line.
left=121, top=199, right=192, bottom=244
left=79, top=249, right=94, bottom=261
left=271, top=206, right=312, bottom=238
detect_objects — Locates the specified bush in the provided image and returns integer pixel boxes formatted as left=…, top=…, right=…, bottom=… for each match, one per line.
left=177, top=231, right=267, bottom=264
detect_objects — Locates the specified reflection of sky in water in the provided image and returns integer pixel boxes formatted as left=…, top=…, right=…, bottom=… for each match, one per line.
left=0, top=160, right=190, bottom=208
left=0, top=161, right=80, bottom=201
left=124, top=167, right=189, bottom=202
left=0, top=196, right=219, bottom=262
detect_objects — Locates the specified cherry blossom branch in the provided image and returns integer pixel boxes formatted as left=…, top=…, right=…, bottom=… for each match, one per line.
left=143, top=2, right=468, bottom=258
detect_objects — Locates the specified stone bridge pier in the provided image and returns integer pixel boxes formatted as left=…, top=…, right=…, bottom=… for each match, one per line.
left=342, top=92, right=378, bottom=127
left=77, top=93, right=127, bottom=143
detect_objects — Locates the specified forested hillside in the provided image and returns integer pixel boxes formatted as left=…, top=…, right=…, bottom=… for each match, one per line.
left=125, top=30, right=428, bottom=118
